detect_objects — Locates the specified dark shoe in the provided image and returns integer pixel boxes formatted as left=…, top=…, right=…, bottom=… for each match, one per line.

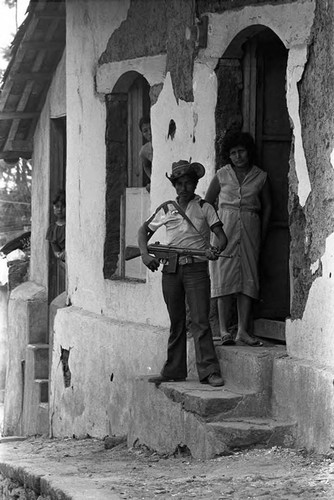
left=221, top=333, right=235, bottom=346
left=201, top=373, right=224, bottom=387
left=148, top=375, right=186, bottom=386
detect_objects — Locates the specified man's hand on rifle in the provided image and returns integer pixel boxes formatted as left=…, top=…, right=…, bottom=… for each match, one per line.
left=141, top=252, right=160, bottom=272
left=205, top=246, right=221, bottom=260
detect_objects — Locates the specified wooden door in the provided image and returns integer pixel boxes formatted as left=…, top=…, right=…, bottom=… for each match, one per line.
left=243, top=31, right=291, bottom=321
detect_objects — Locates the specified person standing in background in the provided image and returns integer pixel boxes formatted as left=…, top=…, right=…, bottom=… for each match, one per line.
left=205, top=132, right=271, bottom=347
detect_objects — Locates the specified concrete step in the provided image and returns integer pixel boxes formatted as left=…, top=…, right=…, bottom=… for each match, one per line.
left=187, top=340, right=286, bottom=394
left=35, top=379, right=48, bottom=403
left=37, top=403, right=49, bottom=435
left=26, top=343, right=49, bottom=379
left=159, top=381, right=269, bottom=420
left=22, top=344, right=49, bottom=435
left=216, top=343, right=287, bottom=393
left=128, top=376, right=296, bottom=460
left=205, top=418, right=296, bottom=456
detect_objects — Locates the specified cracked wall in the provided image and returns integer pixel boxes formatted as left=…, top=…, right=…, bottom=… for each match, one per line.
left=99, top=0, right=197, bottom=102
left=289, top=0, right=334, bottom=319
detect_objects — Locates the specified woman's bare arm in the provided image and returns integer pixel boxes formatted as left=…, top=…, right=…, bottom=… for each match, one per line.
left=204, top=175, right=220, bottom=205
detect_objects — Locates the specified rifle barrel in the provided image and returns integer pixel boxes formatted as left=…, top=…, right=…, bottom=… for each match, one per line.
left=125, top=244, right=233, bottom=261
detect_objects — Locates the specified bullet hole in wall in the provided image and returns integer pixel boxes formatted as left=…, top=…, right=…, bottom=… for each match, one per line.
left=60, top=346, right=71, bottom=388
left=168, top=119, right=176, bottom=140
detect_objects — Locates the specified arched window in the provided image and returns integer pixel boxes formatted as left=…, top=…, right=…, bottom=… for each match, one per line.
left=104, top=72, right=151, bottom=280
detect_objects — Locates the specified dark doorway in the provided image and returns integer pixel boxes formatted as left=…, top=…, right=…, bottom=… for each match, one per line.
left=241, top=30, right=291, bottom=321
left=216, top=27, right=291, bottom=336
left=48, top=116, right=66, bottom=303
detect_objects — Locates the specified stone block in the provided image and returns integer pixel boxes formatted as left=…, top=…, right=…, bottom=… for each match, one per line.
left=272, top=355, right=334, bottom=454
left=216, top=345, right=286, bottom=393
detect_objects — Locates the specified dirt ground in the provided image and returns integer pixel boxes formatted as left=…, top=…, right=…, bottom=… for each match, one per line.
left=0, top=436, right=334, bottom=499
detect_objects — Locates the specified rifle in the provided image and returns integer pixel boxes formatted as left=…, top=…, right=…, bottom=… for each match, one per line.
left=125, top=242, right=232, bottom=269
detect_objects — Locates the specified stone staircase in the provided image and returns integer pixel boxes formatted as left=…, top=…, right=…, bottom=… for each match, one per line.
left=128, top=341, right=296, bottom=459
left=22, top=343, right=49, bottom=436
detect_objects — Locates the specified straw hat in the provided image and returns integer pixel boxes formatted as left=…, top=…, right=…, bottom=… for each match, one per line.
left=166, top=160, right=205, bottom=181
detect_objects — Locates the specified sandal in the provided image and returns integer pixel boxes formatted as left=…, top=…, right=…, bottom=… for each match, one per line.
left=235, top=336, right=263, bottom=347
left=221, top=334, right=235, bottom=345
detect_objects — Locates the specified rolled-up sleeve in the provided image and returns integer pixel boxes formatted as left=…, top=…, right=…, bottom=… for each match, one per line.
left=146, top=207, right=166, bottom=233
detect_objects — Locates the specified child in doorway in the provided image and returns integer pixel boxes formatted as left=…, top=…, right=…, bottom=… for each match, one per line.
left=46, top=190, right=66, bottom=261
left=138, top=116, right=153, bottom=191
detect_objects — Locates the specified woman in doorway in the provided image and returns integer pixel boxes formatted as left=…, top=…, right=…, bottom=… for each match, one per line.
left=205, top=131, right=271, bottom=346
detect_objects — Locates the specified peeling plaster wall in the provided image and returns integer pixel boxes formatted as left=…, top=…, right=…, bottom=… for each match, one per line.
left=99, top=0, right=197, bottom=102
left=68, top=0, right=216, bottom=325
left=70, top=0, right=317, bottom=329
left=53, top=0, right=334, bottom=443
left=286, top=0, right=334, bottom=366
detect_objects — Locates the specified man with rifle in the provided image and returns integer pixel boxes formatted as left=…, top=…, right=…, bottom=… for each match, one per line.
left=137, top=160, right=228, bottom=387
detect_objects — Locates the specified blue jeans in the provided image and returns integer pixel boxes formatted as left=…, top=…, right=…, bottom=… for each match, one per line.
left=161, top=262, right=221, bottom=381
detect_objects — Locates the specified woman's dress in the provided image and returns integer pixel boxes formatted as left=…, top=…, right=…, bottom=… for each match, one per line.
left=210, top=164, right=267, bottom=299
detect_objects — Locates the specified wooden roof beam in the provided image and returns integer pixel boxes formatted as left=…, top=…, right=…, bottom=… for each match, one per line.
left=0, top=112, right=38, bottom=120
left=33, top=11, right=65, bottom=19
left=21, top=41, right=64, bottom=50
left=2, top=139, right=33, bottom=152
left=0, top=151, right=32, bottom=160
left=13, top=72, right=53, bottom=82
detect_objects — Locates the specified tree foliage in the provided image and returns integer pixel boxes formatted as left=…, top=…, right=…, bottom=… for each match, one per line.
left=0, top=158, right=32, bottom=245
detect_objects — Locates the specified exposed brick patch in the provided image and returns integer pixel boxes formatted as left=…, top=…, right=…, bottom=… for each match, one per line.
left=99, top=0, right=197, bottom=102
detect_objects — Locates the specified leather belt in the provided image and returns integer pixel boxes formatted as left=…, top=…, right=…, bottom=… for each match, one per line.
left=178, top=255, right=205, bottom=265
left=178, top=255, right=194, bottom=265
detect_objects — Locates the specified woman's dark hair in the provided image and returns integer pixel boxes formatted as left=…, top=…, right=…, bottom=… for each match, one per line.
left=139, top=116, right=150, bottom=132
left=222, top=131, right=257, bottom=164
left=53, top=189, right=65, bottom=206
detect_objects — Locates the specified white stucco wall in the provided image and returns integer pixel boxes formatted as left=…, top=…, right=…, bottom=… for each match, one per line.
left=50, top=305, right=169, bottom=438
left=30, top=51, right=66, bottom=288
left=67, top=0, right=315, bottom=327
left=51, top=0, right=334, bottom=439
left=286, top=233, right=334, bottom=368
